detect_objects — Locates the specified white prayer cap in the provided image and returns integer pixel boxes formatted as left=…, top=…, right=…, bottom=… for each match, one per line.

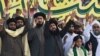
left=91, top=20, right=100, bottom=27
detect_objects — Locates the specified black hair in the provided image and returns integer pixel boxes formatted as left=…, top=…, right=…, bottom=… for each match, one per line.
left=15, top=16, right=25, bottom=24
left=16, top=8, right=21, bottom=12
left=6, top=18, right=15, bottom=25
left=33, top=12, right=46, bottom=20
left=48, top=18, right=58, bottom=26
left=73, top=35, right=83, bottom=42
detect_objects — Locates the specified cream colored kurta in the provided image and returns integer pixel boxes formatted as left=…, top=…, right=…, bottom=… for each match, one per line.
left=67, top=47, right=92, bottom=56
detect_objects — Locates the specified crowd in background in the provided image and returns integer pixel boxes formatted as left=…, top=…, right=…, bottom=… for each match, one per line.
left=0, top=1, right=100, bottom=56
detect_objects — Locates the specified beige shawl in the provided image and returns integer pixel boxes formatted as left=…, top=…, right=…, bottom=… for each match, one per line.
left=0, top=26, right=30, bottom=56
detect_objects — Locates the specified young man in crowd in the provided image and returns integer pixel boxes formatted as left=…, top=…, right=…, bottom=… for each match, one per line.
left=0, top=18, right=23, bottom=56
left=84, top=19, right=100, bottom=56
left=0, top=17, right=31, bottom=56
left=44, top=18, right=64, bottom=56
left=28, top=12, right=46, bottom=56
left=12, top=9, right=22, bottom=18
left=67, top=35, right=92, bottom=56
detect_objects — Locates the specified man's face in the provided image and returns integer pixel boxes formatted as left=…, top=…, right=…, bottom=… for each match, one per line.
left=16, top=20, right=24, bottom=28
left=16, top=10, right=22, bottom=15
left=75, top=38, right=83, bottom=47
left=68, top=26, right=74, bottom=34
left=74, top=27, right=83, bottom=35
left=93, top=24, right=100, bottom=35
left=58, top=21, right=66, bottom=29
left=35, top=16, right=44, bottom=27
left=49, top=23, right=57, bottom=32
left=8, top=22, right=16, bottom=30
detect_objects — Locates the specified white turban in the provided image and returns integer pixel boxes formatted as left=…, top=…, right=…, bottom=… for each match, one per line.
left=91, top=20, right=100, bottom=27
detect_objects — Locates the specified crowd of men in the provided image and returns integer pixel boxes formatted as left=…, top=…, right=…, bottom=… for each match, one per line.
left=0, top=6, right=100, bottom=56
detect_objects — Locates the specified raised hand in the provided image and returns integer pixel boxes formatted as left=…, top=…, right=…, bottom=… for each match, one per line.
left=88, top=14, right=94, bottom=24
left=85, top=13, right=89, bottom=20
left=0, top=19, right=4, bottom=31
left=88, top=42, right=92, bottom=51
left=33, top=0, right=39, bottom=9
left=47, top=1, right=52, bottom=10
left=69, top=11, right=76, bottom=21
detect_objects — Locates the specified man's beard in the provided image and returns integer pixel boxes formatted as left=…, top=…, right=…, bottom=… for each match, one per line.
left=93, top=30, right=100, bottom=36
left=36, top=23, right=43, bottom=28
left=8, top=28, right=16, bottom=31
left=68, top=30, right=74, bottom=34
left=49, top=29, right=59, bottom=35
left=17, top=25, right=24, bottom=29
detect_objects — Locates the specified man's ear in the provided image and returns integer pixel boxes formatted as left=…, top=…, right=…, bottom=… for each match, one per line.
left=35, top=19, right=37, bottom=24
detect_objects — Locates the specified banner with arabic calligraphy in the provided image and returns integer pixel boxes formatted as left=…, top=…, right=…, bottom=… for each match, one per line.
left=0, top=0, right=100, bottom=19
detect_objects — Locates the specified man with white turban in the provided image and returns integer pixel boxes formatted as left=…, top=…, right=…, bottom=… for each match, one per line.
left=83, top=19, right=100, bottom=56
